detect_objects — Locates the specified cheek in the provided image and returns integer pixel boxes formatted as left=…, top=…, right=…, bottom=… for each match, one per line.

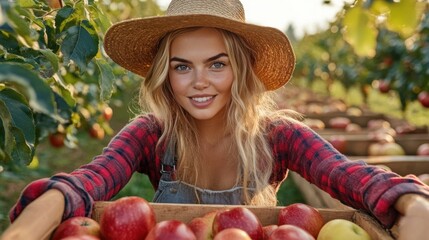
left=169, top=73, right=186, bottom=94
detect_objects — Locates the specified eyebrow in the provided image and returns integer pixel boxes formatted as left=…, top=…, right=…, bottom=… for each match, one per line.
left=170, top=53, right=228, bottom=64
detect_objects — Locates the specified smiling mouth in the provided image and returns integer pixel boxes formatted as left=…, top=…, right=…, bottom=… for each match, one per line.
left=191, top=96, right=214, bottom=103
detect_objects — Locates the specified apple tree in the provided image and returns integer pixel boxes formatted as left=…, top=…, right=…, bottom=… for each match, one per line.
left=0, top=0, right=162, bottom=172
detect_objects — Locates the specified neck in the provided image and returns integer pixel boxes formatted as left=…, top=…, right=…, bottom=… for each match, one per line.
left=195, top=110, right=230, bottom=146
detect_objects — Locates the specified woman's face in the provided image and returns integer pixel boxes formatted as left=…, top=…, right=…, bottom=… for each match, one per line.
left=169, top=28, right=233, bottom=122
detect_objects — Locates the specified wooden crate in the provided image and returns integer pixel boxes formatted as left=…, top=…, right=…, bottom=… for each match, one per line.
left=92, top=202, right=394, bottom=240
left=305, top=112, right=386, bottom=128
left=317, top=133, right=429, bottom=156
left=291, top=156, right=429, bottom=214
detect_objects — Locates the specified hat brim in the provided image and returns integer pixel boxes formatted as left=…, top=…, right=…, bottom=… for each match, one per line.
left=104, top=14, right=295, bottom=90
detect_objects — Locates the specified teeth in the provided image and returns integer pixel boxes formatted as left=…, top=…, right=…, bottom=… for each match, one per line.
left=192, top=96, right=213, bottom=103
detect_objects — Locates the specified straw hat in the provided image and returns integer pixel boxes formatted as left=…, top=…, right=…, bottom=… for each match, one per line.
left=104, top=0, right=295, bottom=90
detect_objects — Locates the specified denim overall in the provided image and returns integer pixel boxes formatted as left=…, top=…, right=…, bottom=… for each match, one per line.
left=152, top=143, right=255, bottom=204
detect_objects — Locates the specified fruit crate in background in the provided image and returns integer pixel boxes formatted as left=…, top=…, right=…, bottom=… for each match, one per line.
left=91, top=202, right=395, bottom=240
left=291, top=155, right=429, bottom=211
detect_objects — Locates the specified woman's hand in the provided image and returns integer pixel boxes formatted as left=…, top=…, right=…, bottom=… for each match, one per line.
left=0, top=189, right=65, bottom=240
left=394, top=194, right=429, bottom=240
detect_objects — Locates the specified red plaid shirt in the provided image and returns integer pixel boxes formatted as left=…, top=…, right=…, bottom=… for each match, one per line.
left=9, top=114, right=429, bottom=228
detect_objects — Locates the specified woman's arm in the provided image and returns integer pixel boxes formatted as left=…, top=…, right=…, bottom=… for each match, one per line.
left=1, top=189, right=65, bottom=240
left=395, top=194, right=429, bottom=240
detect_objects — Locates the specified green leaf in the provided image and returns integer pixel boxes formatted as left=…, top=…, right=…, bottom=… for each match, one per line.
left=39, top=49, right=59, bottom=73
left=55, top=6, right=77, bottom=33
left=5, top=5, right=35, bottom=46
left=17, top=0, right=37, bottom=8
left=343, top=6, right=378, bottom=57
left=386, top=0, right=425, bottom=38
left=0, top=63, right=57, bottom=116
left=0, top=88, right=35, bottom=166
left=87, top=4, right=112, bottom=34
left=95, top=58, right=115, bottom=101
left=60, top=20, right=99, bottom=72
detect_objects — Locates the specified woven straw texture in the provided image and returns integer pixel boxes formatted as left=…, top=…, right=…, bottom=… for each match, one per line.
left=104, top=0, right=295, bottom=90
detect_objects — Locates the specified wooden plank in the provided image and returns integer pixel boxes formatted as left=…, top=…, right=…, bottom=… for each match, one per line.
left=354, top=211, right=395, bottom=240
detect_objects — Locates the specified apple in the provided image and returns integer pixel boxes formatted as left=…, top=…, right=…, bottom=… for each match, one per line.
left=367, top=119, right=390, bottom=130
left=188, top=211, right=218, bottom=240
left=303, top=118, right=325, bottom=130
left=103, top=106, right=113, bottom=121
left=145, top=220, right=196, bottom=240
left=418, top=91, right=429, bottom=108
left=328, top=117, right=351, bottom=129
left=212, top=207, right=263, bottom=240
left=328, top=136, right=347, bottom=154
left=345, top=123, right=362, bottom=132
left=89, top=123, right=105, bottom=140
left=277, top=203, right=324, bottom=238
left=418, top=174, right=429, bottom=185
left=368, top=142, right=405, bottom=156
left=100, top=196, right=156, bottom=240
left=378, top=80, right=390, bottom=93
left=368, top=142, right=383, bottom=156
left=213, top=228, right=252, bottom=240
left=346, top=107, right=362, bottom=117
left=380, top=142, right=405, bottom=156
left=417, top=143, right=429, bottom=156
left=317, top=219, right=371, bottom=240
left=262, top=225, right=278, bottom=240
left=61, top=235, right=100, bottom=240
left=268, top=224, right=314, bottom=240
left=49, top=132, right=65, bottom=148
left=46, top=0, right=63, bottom=8
left=51, top=216, right=100, bottom=240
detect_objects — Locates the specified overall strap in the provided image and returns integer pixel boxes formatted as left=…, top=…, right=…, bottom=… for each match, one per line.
left=160, top=140, right=177, bottom=181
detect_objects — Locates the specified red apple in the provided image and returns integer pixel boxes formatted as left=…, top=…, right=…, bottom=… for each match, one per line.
left=49, top=132, right=65, bottom=148
left=89, top=123, right=105, bottom=140
left=328, top=117, right=351, bottom=129
left=277, top=203, right=324, bottom=238
left=328, top=135, right=347, bottom=154
left=51, top=216, right=100, bottom=240
left=378, top=80, right=390, bottom=93
left=145, top=220, right=196, bottom=240
left=418, top=91, right=429, bottom=108
left=61, top=235, right=100, bottom=240
left=103, top=106, right=113, bottom=121
left=262, top=225, right=278, bottom=240
left=100, top=196, right=156, bottom=240
left=188, top=211, right=218, bottom=240
left=268, top=225, right=314, bottom=240
left=212, top=207, right=263, bottom=240
left=213, top=228, right=252, bottom=240
left=417, top=143, right=429, bottom=156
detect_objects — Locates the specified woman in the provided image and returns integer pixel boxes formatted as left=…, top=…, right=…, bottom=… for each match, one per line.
left=2, top=0, right=429, bottom=239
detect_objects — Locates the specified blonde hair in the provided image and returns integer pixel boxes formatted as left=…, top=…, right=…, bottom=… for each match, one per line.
left=140, top=27, right=294, bottom=206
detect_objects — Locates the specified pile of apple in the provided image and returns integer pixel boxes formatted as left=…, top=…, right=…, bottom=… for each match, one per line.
left=51, top=196, right=372, bottom=240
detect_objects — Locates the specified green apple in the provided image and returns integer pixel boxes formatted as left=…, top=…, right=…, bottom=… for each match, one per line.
left=317, top=219, right=371, bottom=240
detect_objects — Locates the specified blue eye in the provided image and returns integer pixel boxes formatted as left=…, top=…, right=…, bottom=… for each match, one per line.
left=175, top=65, right=190, bottom=71
left=212, top=62, right=225, bottom=69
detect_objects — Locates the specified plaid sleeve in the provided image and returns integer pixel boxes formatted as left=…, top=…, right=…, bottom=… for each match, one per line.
left=9, top=115, right=162, bottom=222
left=269, top=119, right=429, bottom=228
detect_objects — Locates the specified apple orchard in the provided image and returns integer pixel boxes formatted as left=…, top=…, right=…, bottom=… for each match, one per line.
left=1, top=0, right=429, bottom=237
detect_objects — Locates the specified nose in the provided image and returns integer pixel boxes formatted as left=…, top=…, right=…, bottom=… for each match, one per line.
left=193, top=69, right=209, bottom=90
